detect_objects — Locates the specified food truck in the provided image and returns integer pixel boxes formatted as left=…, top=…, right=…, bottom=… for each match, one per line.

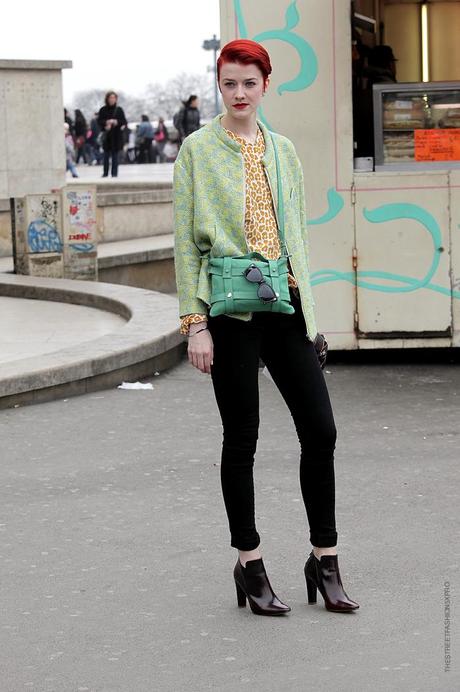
left=220, top=0, right=460, bottom=349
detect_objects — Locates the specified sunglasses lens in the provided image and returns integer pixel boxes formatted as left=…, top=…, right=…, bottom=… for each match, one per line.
left=258, top=283, right=277, bottom=301
left=245, top=266, right=263, bottom=282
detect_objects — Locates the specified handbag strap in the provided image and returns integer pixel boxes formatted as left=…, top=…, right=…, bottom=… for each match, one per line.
left=269, top=130, right=288, bottom=256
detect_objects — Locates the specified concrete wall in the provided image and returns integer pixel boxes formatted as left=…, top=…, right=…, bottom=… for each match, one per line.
left=0, top=183, right=174, bottom=257
left=0, top=60, right=72, bottom=200
left=97, top=184, right=173, bottom=243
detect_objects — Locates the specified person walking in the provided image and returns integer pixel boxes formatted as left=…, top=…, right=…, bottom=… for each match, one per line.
left=97, top=91, right=128, bottom=177
left=173, top=39, right=360, bottom=617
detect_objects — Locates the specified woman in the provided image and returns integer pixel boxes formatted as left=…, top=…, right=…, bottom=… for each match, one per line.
left=97, top=91, right=127, bottom=177
left=173, top=39, right=359, bottom=617
left=153, top=116, right=169, bottom=163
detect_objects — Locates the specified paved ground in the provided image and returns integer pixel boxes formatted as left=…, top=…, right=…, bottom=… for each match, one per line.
left=0, top=297, right=126, bottom=364
left=1, top=352, right=459, bottom=691
left=68, top=162, right=173, bottom=183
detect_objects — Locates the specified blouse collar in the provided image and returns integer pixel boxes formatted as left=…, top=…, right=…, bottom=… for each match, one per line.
left=210, top=112, right=275, bottom=167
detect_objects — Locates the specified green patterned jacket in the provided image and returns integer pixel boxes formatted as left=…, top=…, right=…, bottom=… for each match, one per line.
left=173, top=112, right=318, bottom=340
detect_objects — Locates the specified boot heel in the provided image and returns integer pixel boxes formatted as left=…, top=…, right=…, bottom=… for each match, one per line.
left=235, top=580, right=247, bottom=607
left=306, top=576, right=317, bottom=604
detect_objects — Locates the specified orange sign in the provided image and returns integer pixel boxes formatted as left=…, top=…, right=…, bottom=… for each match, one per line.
left=415, top=129, right=460, bottom=162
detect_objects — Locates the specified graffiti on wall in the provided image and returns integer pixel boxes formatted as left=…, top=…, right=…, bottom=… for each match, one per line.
left=65, top=189, right=97, bottom=253
left=27, top=197, right=62, bottom=253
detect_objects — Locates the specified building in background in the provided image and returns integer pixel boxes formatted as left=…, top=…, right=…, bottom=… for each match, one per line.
left=220, top=0, right=460, bottom=349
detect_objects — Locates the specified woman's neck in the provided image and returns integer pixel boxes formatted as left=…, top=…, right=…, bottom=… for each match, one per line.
left=220, top=112, right=259, bottom=143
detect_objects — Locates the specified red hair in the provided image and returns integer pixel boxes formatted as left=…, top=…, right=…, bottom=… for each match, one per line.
left=217, top=39, right=272, bottom=83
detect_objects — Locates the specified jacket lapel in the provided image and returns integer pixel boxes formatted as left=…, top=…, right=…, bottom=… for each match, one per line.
left=210, top=113, right=279, bottom=220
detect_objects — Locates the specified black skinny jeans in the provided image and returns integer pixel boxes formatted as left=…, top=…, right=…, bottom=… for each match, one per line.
left=207, top=287, right=338, bottom=551
left=103, top=147, right=119, bottom=176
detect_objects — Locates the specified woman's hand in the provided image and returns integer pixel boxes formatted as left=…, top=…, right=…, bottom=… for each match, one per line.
left=188, top=322, right=214, bottom=374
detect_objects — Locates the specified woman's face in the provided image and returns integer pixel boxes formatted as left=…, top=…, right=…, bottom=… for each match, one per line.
left=219, top=62, right=268, bottom=120
left=108, top=93, right=117, bottom=106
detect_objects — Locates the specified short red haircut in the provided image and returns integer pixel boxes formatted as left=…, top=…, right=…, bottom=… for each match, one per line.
left=217, top=39, right=272, bottom=83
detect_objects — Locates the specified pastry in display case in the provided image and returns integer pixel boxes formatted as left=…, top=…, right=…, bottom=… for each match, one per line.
left=373, top=82, right=460, bottom=171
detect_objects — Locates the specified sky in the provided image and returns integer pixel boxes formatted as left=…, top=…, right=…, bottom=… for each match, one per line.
left=1, top=0, right=220, bottom=105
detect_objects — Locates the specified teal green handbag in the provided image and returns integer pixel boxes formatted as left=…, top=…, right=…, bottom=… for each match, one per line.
left=208, top=130, right=295, bottom=318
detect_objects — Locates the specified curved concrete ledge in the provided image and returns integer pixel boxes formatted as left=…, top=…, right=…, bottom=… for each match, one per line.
left=0, top=274, right=185, bottom=409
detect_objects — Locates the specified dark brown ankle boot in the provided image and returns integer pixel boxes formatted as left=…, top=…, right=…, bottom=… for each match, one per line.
left=304, top=550, right=359, bottom=612
left=234, top=557, right=291, bottom=616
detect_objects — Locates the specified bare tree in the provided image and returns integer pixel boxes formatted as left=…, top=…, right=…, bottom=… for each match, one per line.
left=150, top=71, right=216, bottom=118
left=68, top=71, right=219, bottom=125
left=68, top=89, right=144, bottom=122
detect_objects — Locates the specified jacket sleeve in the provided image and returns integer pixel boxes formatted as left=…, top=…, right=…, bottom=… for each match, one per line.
left=173, top=143, right=209, bottom=319
left=97, top=108, right=105, bottom=129
left=177, top=108, right=186, bottom=137
left=118, top=107, right=127, bottom=127
left=296, top=156, right=311, bottom=273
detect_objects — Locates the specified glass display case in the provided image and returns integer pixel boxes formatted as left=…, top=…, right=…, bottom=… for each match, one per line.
left=373, top=81, right=460, bottom=171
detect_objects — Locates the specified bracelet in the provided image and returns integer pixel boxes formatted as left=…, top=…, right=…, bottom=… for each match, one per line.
left=188, top=326, right=208, bottom=337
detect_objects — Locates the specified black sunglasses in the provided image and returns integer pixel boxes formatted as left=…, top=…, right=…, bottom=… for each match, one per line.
left=243, top=264, right=278, bottom=303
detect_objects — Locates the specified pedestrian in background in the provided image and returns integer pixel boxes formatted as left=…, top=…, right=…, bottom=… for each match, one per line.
left=137, top=114, right=154, bottom=163
left=174, top=94, right=200, bottom=144
left=64, top=123, right=78, bottom=178
left=87, top=111, right=103, bottom=165
left=74, top=109, right=90, bottom=164
left=97, top=91, right=128, bottom=178
left=153, top=116, right=169, bottom=163
left=64, top=108, right=75, bottom=137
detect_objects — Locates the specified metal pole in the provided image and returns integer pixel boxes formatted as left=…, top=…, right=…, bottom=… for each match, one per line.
left=203, top=35, right=221, bottom=116
left=213, top=36, right=219, bottom=115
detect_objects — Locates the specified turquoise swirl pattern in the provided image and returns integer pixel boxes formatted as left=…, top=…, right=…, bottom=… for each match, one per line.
left=311, top=203, right=460, bottom=299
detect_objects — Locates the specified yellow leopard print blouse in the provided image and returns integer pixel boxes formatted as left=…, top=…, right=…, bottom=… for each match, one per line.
left=179, top=124, right=298, bottom=335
